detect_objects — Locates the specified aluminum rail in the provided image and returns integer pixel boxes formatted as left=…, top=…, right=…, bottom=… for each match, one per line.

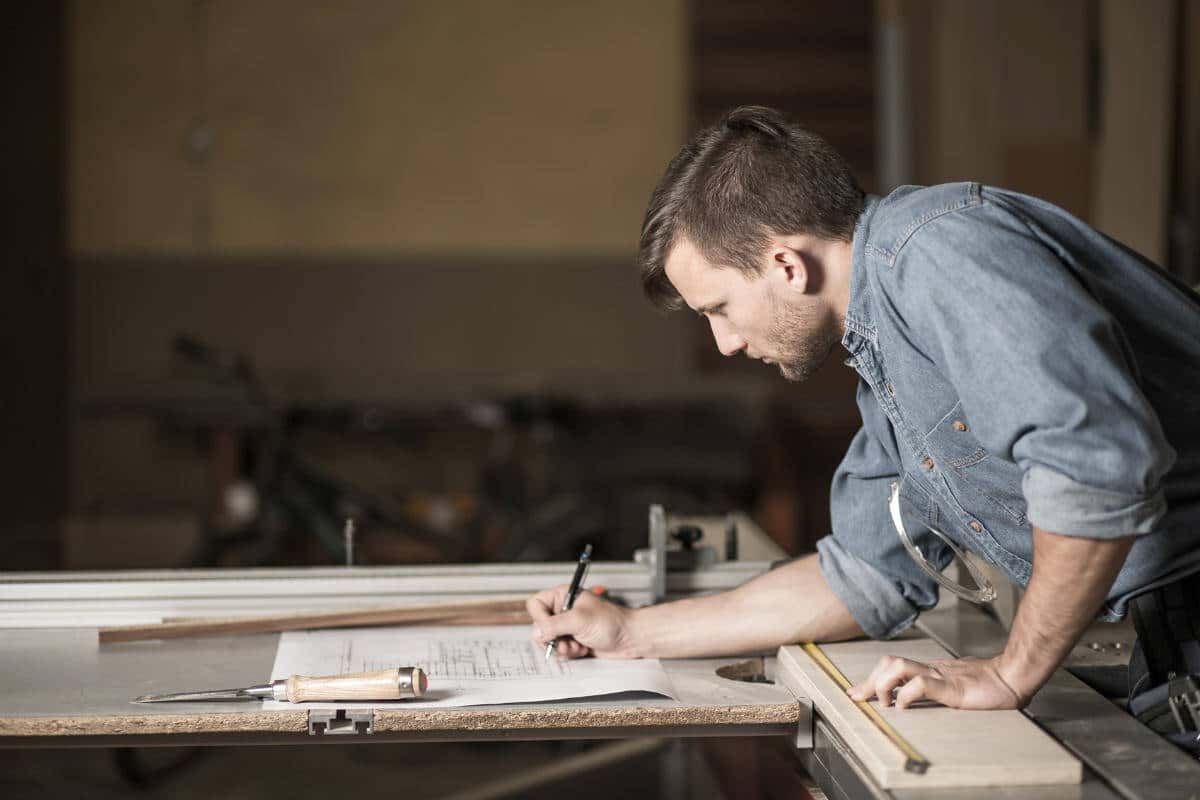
left=0, top=561, right=775, bottom=629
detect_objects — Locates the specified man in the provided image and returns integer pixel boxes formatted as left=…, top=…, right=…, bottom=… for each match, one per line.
left=527, top=106, right=1200, bottom=741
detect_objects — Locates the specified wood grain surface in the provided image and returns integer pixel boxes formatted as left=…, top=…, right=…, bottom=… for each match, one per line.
left=777, top=639, right=1082, bottom=789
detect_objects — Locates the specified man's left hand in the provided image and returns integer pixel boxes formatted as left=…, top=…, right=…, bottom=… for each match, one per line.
left=846, top=527, right=1135, bottom=712
left=847, top=654, right=1028, bottom=710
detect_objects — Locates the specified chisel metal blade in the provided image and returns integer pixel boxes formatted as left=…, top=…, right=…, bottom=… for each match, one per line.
left=132, top=688, right=259, bottom=703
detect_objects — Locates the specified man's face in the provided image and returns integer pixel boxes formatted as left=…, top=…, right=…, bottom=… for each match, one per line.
left=663, top=237, right=840, bottom=382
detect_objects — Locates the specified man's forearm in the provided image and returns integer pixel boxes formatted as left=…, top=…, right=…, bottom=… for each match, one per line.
left=624, top=553, right=863, bottom=659
left=996, top=525, right=1134, bottom=700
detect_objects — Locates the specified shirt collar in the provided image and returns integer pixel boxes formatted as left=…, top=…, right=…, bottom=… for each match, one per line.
left=841, top=193, right=881, bottom=355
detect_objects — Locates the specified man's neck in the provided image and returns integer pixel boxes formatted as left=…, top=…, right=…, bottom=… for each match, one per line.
left=823, top=237, right=855, bottom=338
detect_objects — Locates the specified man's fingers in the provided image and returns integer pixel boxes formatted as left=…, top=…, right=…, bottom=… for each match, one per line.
left=527, top=587, right=611, bottom=660
left=531, top=608, right=578, bottom=644
left=874, top=657, right=918, bottom=706
left=527, top=586, right=567, bottom=618
left=851, top=655, right=1028, bottom=711
left=527, top=586, right=571, bottom=641
left=526, top=594, right=554, bottom=624
left=556, top=639, right=589, bottom=659
left=526, top=596, right=549, bottom=621
left=848, top=656, right=935, bottom=706
left=893, top=675, right=926, bottom=708
left=848, top=656, right=891, bottom=701
left=893, top=674, right=951, bottom=709
left=542, top=617, right=590, bottom=660
left=848, top=654, right=900, bottom=701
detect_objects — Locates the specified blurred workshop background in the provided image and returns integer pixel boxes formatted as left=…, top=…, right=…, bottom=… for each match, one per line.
left=4, top=0, right=1198, bottom=576
left=4, top=3, right=1200, bottom=800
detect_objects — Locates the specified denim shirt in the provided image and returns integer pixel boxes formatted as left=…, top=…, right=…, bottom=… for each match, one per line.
left=816, top=182, right=1200, bottom=639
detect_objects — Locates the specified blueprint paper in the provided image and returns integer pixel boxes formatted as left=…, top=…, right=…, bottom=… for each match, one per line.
left=264, top=625, right=676, bottom=709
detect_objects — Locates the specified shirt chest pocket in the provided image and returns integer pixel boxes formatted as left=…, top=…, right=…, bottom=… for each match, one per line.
left=923, top=402, right=1028, bottom=527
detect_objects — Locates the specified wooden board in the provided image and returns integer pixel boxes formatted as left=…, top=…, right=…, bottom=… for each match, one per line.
left=777, top=639, right=1081, bottom=789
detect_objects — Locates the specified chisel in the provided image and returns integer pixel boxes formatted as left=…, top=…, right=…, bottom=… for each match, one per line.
left=133, top=666, right=428, bottom=703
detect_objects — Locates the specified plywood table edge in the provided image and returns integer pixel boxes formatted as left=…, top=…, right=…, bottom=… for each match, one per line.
left=0, top=702, right=803, bottom=738
left=371, top=700, right=803, bottom=732
left=776, top=644, right=1082, bottom=790
left=0, top=710, right=307, bottom=737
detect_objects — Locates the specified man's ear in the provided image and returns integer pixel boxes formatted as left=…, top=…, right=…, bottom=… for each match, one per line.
left=770, top=246, right=810, bottom=295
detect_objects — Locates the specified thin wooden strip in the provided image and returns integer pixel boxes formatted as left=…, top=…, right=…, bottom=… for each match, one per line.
left=158, top=609, right=533, bottom=628
left=437, top=611, right=532, bottom=626
left=98, top=598, right=528, bottom=644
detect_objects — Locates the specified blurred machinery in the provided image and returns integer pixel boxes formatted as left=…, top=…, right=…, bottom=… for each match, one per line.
left=82, top=335, right=765, bottom=569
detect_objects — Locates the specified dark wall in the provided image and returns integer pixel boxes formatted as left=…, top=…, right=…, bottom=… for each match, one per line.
left=690, top=0, right=873, bottom=551
left=691, top=0, right=876, bottom=188
left=1, top=4, right=69, bottom=567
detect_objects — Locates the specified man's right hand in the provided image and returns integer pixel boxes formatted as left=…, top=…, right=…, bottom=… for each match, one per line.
left=526, top=585, right=639, bottom=659
left=527, top=554, right=861, bottom=661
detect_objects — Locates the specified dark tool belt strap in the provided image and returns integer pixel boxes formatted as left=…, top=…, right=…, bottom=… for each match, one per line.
left=1169, top=677, right=1200, bottom=734
left=1129, top=571, right=1200, bottom=735
left=1130, top=571, right=1200, bottom=684
left=1131, top=675, right=1200, bottom=735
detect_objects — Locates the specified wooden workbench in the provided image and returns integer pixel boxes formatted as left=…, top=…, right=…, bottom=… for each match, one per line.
left=0, top=627, right=804, bottom=746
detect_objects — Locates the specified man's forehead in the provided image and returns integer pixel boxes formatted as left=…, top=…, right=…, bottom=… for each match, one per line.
left=664, top=237, right=758, bottom=312
left=663, top=238, right=719, bottom=303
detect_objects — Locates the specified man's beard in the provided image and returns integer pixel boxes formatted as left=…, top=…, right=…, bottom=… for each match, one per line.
left=766, top=294, right=840, bottom=383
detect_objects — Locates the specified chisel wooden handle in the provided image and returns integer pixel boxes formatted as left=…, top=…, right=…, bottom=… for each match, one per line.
left=282, top=666, right=428, bottom=702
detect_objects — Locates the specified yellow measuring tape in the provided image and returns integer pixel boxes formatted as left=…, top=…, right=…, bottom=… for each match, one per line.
left=802, top=642, right=931, bottom=774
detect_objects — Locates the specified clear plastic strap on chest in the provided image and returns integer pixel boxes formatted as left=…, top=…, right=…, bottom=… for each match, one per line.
left=888, top=481, right=997, bottom=605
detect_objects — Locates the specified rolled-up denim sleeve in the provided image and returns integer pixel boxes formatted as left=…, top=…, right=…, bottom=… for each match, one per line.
left=892, top=197, right=1175, bottom=538
left=817, top=381, right=945, bottom=639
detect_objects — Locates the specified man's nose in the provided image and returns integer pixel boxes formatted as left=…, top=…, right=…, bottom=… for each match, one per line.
left=709, top=318, right=746, bottom=357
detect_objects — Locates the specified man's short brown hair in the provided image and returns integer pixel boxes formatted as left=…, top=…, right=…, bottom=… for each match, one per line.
left=638, top=106, right=864, bottom=310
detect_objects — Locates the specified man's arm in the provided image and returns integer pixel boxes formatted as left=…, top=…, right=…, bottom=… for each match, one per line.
left=845, top=199, right=1172, bottom=710
left=848, top=525, right=1133, bottom=709
left=529, top=387, right=944, bottom=661
left=527, top=552, right=864, bottom=660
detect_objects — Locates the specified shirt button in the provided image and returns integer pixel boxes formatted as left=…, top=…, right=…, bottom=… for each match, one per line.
left=969, top=520, right=983, bottom=533
left=885, top=383, right=895, bottom=396
left=922, top=456, right=935, bottom=470
left=952, top=420, right=968, bottom=432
